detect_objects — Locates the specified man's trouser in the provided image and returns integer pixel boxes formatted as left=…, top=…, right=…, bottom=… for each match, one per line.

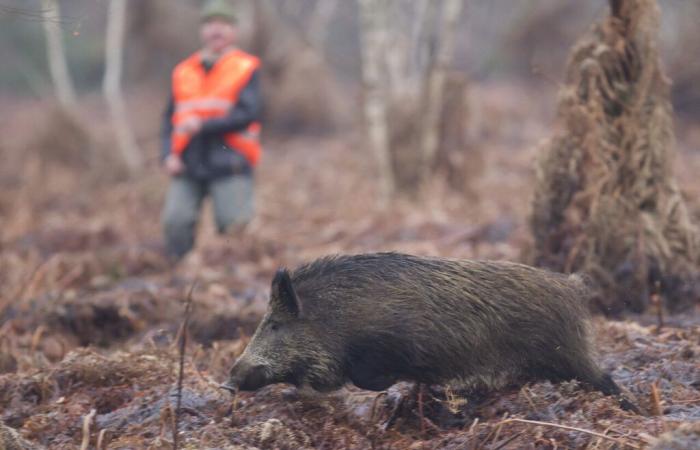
left=161, top=174, right=254, bottom=258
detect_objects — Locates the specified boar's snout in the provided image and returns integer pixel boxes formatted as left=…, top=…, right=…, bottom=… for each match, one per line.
left=228, top=359, right=271, bottom=391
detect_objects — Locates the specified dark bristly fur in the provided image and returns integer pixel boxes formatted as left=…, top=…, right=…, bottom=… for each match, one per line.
left=228, top=252, right=633, bottom=410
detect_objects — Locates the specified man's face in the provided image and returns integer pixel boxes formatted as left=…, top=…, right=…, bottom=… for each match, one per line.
left=200, top=18, right=237, bottom=54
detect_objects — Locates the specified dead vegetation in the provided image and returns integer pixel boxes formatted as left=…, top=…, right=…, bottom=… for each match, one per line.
left=531, top=0, right=700, bottom=314
left=1, top=114, right=699, bottom=446
left=2, top=1, right=700, bottom=442
left=0, top=310, right=698, bottom=448
left=0, top=421, right=39, bottom=450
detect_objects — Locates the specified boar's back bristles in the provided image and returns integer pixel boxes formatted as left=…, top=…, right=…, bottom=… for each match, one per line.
left=290, top=253, right=595, bottom=388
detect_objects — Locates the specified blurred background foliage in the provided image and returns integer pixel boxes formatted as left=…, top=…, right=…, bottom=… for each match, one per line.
left=2, top=4, right=700, bottom=444
left=1, top=0, right=698, bottom=114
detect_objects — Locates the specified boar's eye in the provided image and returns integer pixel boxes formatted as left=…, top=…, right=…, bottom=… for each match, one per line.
left=269, top=321, right=280, bottom=331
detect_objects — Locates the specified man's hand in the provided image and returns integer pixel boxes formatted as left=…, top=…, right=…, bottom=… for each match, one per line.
left=164, top=153, right=185, bottom=176
left=177, top=116, right=203, bottom=135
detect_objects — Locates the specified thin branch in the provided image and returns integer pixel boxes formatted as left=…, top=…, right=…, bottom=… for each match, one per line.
left=500, top=418, right=640, bottom=449
left=650, top=380, right=662, bottom=416
left=173, top=281, right=197, bottom=450
left=673, top=397, right=700, bottom=404
left=492, top=431, right=525, bottom=450
left=96, top=429, right=108, bottom=450
left=80, top=408, right=97, bottom=450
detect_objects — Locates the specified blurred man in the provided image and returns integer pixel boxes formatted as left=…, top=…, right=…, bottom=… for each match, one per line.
left=160, top=0, right=262, bottom=259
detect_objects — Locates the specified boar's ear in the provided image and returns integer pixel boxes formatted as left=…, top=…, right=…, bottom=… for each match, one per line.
left=271, top=268, right=302, bottom=317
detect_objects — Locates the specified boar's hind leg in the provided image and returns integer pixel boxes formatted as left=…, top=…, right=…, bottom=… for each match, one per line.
left=559, top=358, right=618, bottom=394
left=577, top=369, right=641, bottom=413
left=586, top=372, right=621, bottom=396
left=541, top=356, right=615, bottom=393
left=349, top=359, right=397, bottom=391
left=539, top=347, right=641, bottom=413
left=587, top=372, right=641, bottom=413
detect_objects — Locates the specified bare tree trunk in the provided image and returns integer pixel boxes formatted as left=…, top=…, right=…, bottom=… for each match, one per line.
left=409, top=0, right=431, bottom=71
left=382, top=0, right=412, bottom=98
left=41, top=0, right=77, bottom=108
left=358, top=0, right=395, bottom=203
left=307, top=0, right=339, bottom=51
left=104, top=0, right=143, bottom=175
left=419, top=0, right=463, bottom=185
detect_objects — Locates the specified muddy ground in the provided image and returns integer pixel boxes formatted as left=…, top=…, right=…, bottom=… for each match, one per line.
left=1, top=83, right=699, bottom=449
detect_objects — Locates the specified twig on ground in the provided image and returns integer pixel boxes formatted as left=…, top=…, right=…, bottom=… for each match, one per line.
left=520, top=386, right=537, bottom=412
left=173, top=281, right=197, bottom=450
left=650, top=380, right=662, bottom=416
left=475, top=412, right=508, bottom=450
left=96, top=429, right=108, bottom=450
left=492, top=430, right=524, bottom=450
left=417, top=383, right=426, bottom=436
left=10, top=258, right=50, bottom=305
left=499, top=418, right=639, bottom=449
left=80, top=408, right=97, bottom=450
left=490, top=412, right=508, bottom=445
left=370, top=391, right=388, bottom=423
left=30, top=325, right=45, bottom=353
left=651, top=281, right=664, bottom=333
left=159, top=402, right=175, bottom=440
left=673, top=397, right=700, bottom=404
left=464, top=417, right=479, bottom=433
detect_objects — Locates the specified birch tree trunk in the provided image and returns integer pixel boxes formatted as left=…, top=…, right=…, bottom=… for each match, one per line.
left=307, top=0, right=339, bottom=51
left=358, top=0, right=395, bottom=204
left=103, top=0, right=143, bottom=174
left=419, top=0, right=463, bottom=185
left=41, top=0, right=77, bottom=109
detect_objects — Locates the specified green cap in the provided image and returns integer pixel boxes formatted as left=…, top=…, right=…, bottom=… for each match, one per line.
left=200, top=0, right=237, bottom=23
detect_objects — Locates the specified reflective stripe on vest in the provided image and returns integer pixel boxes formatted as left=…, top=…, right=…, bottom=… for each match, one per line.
left=170, top=49, right=262, bottom=166
left=174, top=98, right=234, bottom=114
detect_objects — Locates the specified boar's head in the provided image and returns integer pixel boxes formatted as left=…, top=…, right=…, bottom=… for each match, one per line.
left=226, top=268, right=344, bottom=392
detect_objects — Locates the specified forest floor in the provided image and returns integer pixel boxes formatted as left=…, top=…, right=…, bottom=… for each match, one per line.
left=1, top=82, right=699, bottom=449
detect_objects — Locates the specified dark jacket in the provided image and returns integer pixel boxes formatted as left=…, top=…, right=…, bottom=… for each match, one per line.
left=161, top=64, right=262, bottom=180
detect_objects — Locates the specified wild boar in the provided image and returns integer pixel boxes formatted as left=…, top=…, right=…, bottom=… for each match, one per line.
left=227, top=252, right=630, bottom=407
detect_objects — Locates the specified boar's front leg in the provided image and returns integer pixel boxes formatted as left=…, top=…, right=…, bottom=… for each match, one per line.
left=348, top=357, right=397, bottom=391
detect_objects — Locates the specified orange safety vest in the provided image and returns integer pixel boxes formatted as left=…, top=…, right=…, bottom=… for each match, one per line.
left=171, top=49, right=262, bottom=166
